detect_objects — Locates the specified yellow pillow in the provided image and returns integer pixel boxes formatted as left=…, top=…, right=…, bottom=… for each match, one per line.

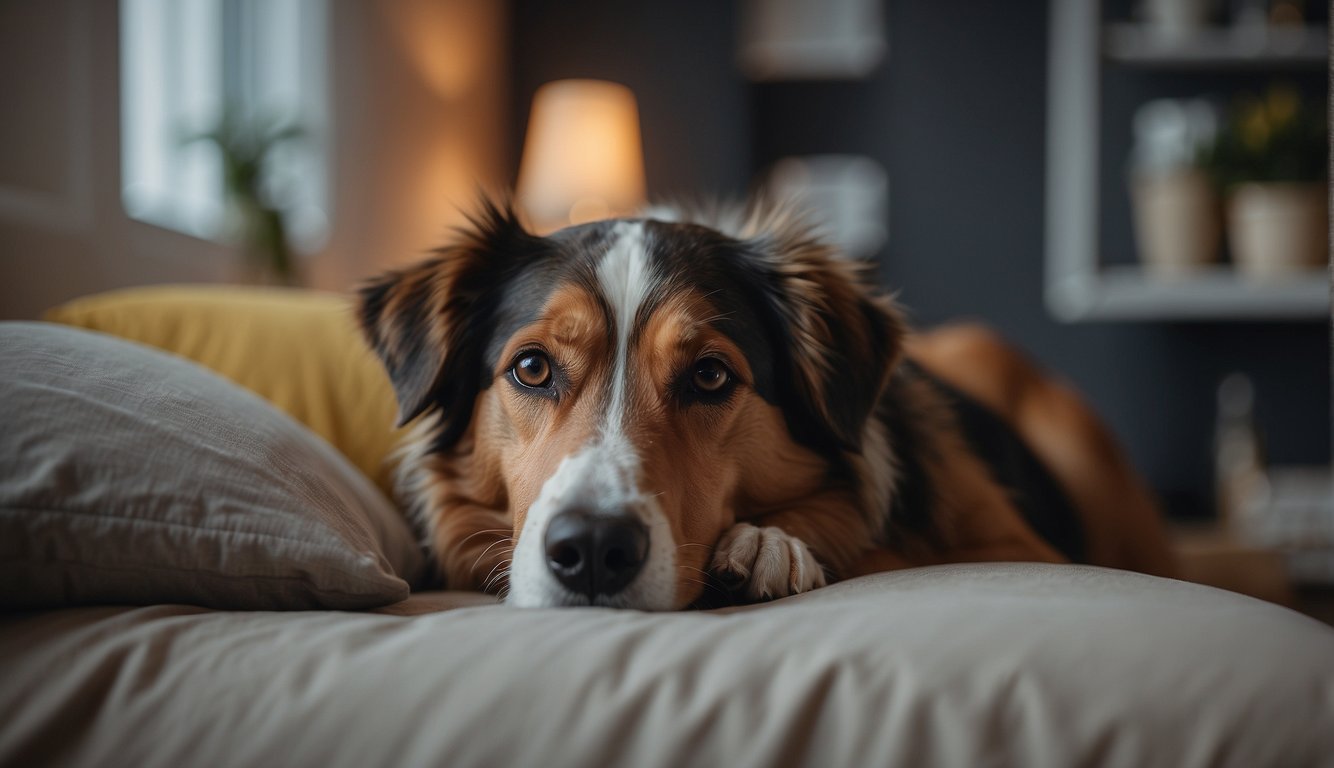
left=45, top=285, right=405, bottom=499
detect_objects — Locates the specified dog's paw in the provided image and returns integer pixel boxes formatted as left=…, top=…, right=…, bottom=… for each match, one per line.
left=710, top=523, right=827, bottom=601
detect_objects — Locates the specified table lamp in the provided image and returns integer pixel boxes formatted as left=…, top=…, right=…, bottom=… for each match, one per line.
left=516, top=79, right=647, bottom=233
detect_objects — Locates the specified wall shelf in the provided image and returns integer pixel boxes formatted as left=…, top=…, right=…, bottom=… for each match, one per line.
left=1045, top=1, right=1330, bottom=323
left=1049, top=266, right=1329, bottom=322
left=1104, top=23, right=1326, bottom=68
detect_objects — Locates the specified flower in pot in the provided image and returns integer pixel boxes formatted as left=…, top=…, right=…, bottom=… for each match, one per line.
left=1200, top=85, right=1327, bottom=279
left=1128, top=99, right=1222, bottom=277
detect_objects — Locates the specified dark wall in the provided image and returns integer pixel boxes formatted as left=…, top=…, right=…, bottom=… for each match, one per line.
left=509, top=0, right=1330, bottom=518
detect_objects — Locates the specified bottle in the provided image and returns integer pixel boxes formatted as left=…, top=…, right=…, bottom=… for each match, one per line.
left=1214, top=372, right=1267, bottom=531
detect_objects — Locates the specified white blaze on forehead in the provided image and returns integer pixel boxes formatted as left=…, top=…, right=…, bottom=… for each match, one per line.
left=507, top=222, right=678, bottom=610
left=595, top=221, right=655, bottom=435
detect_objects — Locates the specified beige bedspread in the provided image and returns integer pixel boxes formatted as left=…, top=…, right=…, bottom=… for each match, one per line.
left=2, top=564, right=1332, bottom=768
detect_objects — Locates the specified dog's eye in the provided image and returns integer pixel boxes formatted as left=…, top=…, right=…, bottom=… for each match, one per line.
left=691, top=358, right=731, bottom=394
left=513, top=352, right=553, bottom=388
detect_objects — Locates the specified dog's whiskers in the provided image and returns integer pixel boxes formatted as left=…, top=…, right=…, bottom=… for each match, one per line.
left=485, top=573, right=510, bottom=594
left=677, top=560, right=731, bottom=592
left=481, top=556, right=513, bottom=593
left=484, top=574, right=510, bottom=597
left=457, top=528, right=512, bottom=548
left=468, top=537, right=515, bottom=578
left=480, top=549, right=513, bottom=579
left=677, top=573, right=726, bottom=599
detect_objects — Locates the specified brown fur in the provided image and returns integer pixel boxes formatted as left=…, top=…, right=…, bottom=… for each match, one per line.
left=901, top=325, right=1179, bottom=577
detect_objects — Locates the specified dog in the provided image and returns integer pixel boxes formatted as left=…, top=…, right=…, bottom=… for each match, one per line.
left=358, top=199, right=1178, bottom=609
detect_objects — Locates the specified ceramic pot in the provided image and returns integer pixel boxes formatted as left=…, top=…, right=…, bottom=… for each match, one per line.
left=1227, top=183, right=1327, bottom=278
left=1131, top=169, right=1221, bottom=276
left=1143, top=0, right=1213, bottom=37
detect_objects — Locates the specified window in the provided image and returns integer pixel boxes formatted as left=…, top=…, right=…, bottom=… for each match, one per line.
left=120, top=0, right=328, bottom=250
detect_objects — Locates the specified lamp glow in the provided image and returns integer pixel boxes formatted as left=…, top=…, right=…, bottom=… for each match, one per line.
left=516, top=79, right=647, bottom=232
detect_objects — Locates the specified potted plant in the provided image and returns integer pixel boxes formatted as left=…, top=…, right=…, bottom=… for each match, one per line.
left=1128, top=98, right=1222, bottom=276
left=1200, top=85, right=1327, bottom=279
left=185, top=109, right=306, bottom=286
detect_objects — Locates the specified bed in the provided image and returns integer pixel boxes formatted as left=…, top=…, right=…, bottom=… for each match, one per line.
left=4, top=565, right=1333, bottom=767
left=2, top=288, right=1332, bottom=767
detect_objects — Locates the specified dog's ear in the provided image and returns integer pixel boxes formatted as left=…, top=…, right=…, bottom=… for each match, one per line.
left=747, top=218, right=906, bottom=454
left=358, top=200, right=541, bottom=444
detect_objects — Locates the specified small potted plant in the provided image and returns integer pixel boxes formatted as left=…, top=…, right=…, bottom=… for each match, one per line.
left=1141, top=0, right=1215, bottom=39
left=1200, top=85, right=1327, bottom=279
left=1128, top=98, right=1222, bottom=276
left=185, top=108, right=306, bottom=286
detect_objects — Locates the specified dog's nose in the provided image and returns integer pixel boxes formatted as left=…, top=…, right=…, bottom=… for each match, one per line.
left=544, top=507, right=649, bottom=600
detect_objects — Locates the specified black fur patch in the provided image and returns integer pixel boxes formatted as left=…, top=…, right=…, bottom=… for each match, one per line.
left=359, top=201, right=558, bottom=449
left=909, top=361, right=1088, bottom=562
left=877, top=363, right=942, bottom=540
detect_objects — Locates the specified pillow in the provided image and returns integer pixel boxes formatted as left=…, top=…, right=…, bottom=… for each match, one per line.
left=44, top=285, right=403, bottom=498
left=0, top=322, right=425, bottom=610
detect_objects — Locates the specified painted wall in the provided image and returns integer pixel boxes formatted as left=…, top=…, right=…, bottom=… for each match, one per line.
left=0, top=1, right=232, bottom=321
left=319, top=0, right=511, bottom=283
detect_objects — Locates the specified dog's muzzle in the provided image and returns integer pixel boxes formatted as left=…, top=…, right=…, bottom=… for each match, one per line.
left=508, top=436, right=676, bottom=610
left=543, top=506, right=648, bottom=600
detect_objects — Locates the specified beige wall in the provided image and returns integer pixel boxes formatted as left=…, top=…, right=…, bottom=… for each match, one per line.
left=0, top=0, right=509, bottom=321
left=317, top=0, right=511, bottom=287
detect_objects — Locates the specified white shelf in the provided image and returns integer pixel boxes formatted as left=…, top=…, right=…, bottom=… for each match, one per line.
left=1104, top=23, right=1326, bottom=67
left=1046, top=1, right=1330, bottom=323
left=1048, top=265, right=1330, bottom=321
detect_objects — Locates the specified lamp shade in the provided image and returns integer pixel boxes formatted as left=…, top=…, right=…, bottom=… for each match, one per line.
left=516, top=79, right=647, bottom=232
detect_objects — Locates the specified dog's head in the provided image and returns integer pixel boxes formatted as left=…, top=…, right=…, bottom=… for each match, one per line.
left=359, top=200, right=904, bottom=609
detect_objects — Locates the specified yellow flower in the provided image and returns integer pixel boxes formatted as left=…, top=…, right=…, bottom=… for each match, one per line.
left=1239, top=100, right=1269, bottom=151
left=1265, top=85, right=1300, bottom=129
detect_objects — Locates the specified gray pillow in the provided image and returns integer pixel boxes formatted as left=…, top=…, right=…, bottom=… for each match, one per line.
left=0, top=322, right=425, bottom=610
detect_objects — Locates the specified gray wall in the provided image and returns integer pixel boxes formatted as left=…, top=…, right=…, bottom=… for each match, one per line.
left=510, top=0, right=1329, bottom=518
